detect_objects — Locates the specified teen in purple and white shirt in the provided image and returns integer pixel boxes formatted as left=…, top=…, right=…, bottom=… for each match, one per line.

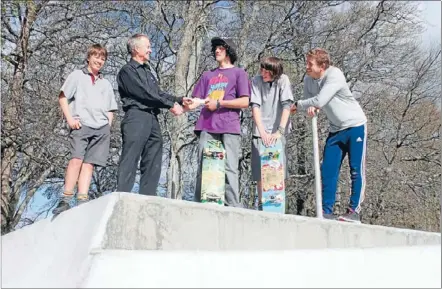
left=184, top=37, right=250, bottom=207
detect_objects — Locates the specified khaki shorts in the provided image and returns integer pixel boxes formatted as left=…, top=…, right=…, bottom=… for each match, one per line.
left=69, top=124, right=111, bottom=167
left=251, top=136, right=288, bottom=182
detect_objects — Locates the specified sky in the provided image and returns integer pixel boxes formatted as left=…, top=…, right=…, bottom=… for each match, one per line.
left=420, top=1, right=441, bottom=46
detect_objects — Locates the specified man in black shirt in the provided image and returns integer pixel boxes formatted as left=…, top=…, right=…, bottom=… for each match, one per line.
left=116, top=33, right=183, bottom=195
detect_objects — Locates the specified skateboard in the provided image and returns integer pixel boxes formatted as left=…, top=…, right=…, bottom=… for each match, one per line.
left=201, top=140, right=225, bottom=205
left=259, top=138, right=285, bottom=213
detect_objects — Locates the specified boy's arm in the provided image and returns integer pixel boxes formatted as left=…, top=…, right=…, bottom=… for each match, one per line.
left=296, top=70, right=343, bottom=110
left=279, top=104, right=291, bottom=130
left=219, top=97, right=249, bottom=109
left=59, top=92, right=81, bottom=129
left=107, top=112, right=114, bottom=125
left=59, top=71, right=81, bottom=129
left=107, top=83, right=118, bottom=126
left=59, top=92, right=72, bottom=120
left=278, top=75, right=294, bottom=131
left=250, top=77, right=267, bottom=136
left=252, top=105, right=268, bottom=136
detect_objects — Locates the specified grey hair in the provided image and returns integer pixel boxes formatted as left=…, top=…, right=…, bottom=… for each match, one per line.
left=127, top=33, right=148, bottom=55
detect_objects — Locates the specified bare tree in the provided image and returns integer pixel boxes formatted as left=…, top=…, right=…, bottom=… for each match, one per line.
left=1, top=0, right=128, bottom=233
left=1, top=0, right=439, bottom=234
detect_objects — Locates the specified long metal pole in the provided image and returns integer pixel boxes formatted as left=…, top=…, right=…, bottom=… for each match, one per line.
left=311, top=114, right=323, bottom=218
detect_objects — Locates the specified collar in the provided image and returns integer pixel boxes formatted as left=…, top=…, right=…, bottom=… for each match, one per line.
left=81, top=67, right=103, bottom=78
left=129, top=58, right=150, bottom=69
left=316, top=67, right=331, bottom=81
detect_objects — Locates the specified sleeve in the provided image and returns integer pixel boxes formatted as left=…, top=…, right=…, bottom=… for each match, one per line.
left=249, top=76, right=262, bottom=108
left=236, top=69, right=251, bottom=98
left=278, top=75, right=294, bottom=109
left=107, top=82, right=118, bottom=112
left=159, top=90, right=183, bottom=105
left=60, top=70, right=79, bottom=100
left=191, top=73, right=207, bottom=99
left=303, top=77, right=311, bottom=100
left=296, top=69, right=344, bottom=110
left=116, top=66, right=175, bottom=109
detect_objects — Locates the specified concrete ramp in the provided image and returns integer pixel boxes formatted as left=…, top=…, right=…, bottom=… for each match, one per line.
left=2, top=192, right=441, bottom=288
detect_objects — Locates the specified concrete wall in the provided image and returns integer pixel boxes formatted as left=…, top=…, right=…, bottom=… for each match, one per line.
left=1, top=192, right=118, bottom=288
left=83, top=246, right=441, bottom=288
left=1, top=192, right=440, bottom=288
left=102, top=193, right=441, bottom=250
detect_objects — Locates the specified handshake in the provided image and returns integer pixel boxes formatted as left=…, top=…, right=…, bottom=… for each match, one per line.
left=169, top=97, right=215, bottom=116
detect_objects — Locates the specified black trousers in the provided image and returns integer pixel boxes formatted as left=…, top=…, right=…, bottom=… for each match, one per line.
left=117, top=109, right=162, bottom=195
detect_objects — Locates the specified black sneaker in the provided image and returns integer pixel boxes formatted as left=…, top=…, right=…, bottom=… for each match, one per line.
left=52, top=197, right=71, bottom=215
left=338, top=209, right=361, bottom=223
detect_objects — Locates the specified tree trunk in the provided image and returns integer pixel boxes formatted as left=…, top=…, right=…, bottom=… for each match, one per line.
left=167, top=1, right=205, bottom=199
left=1, top=1, right=41, bottom=233
left=237, top=0, right=260, bottom=68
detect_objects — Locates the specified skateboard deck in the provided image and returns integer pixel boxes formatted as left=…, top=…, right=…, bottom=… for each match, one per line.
left=259, top=139, right=285, bottom=213
left=201, top=140, right=225, bottom=205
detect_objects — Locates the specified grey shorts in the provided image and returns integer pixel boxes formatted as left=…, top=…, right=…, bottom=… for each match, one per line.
left=251, top=136, right=288, bottom=182
left=69, top=124, right=111, bottom=167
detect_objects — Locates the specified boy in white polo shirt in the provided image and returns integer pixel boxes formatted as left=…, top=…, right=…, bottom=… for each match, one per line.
left=250, top=56, right=294, bottom=209
left=53, top=44, right=118, bottom=215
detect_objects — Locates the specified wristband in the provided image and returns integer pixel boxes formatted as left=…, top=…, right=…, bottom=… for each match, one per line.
left=216, top=100, right=221, bottom=109
left=278, top=126, right=285, bottom=135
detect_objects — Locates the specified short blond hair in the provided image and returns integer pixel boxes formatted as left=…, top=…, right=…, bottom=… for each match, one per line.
left=306, top=48, right=331, bottom=69
left=87, top=44, right=108, bottom=61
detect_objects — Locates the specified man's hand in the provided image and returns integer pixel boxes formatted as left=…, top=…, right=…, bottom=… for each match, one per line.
left=205, top=99, right=218, bottom=111
left=170, top=103, right=183, bottom=116
left=307, top=106, right=320, bottom=117
left=182, top=97, right=194, bottom=106
left=67, top=116, right=81, bottom=130
left=182, top=97, right=205, bottom=112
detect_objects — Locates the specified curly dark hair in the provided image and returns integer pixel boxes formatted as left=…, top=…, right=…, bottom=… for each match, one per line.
left=211, top=42, right=237, bottom=64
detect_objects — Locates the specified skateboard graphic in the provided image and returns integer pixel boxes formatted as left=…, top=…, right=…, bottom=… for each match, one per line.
left=259, top=139, right=285, bottom=213
left=201, top=140, right=225, bottom=205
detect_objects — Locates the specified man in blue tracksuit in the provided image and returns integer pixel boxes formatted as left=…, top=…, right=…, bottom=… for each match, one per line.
left=292, top=48, right=367, bottom=223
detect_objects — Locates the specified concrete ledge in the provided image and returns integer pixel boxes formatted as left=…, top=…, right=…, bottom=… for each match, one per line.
left=1, top=192, right=440, bottom=287
left=1, top=193, right=119, bottom=288
left=83, top=246, right=441, bottom=288
left=102, top=192, right=440, bottom=250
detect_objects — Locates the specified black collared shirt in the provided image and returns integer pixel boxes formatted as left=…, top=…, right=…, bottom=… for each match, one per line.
left=117, top=59, right=182, bottom=112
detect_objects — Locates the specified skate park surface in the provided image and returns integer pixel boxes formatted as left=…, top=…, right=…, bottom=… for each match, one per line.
left=2, top=192, right=441, bottom=288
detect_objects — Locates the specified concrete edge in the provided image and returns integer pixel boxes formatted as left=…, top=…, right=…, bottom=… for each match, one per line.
left=89, top=192, right=122, bottom=251
left=116, top=192, right=441, bottom=237
left=76, top=192, right=121, bottom=288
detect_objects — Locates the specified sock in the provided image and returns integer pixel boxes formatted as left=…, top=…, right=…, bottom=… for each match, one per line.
left=61, top=190, right=74, bottom=199
left=77, top=193, right=88, bottom=201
